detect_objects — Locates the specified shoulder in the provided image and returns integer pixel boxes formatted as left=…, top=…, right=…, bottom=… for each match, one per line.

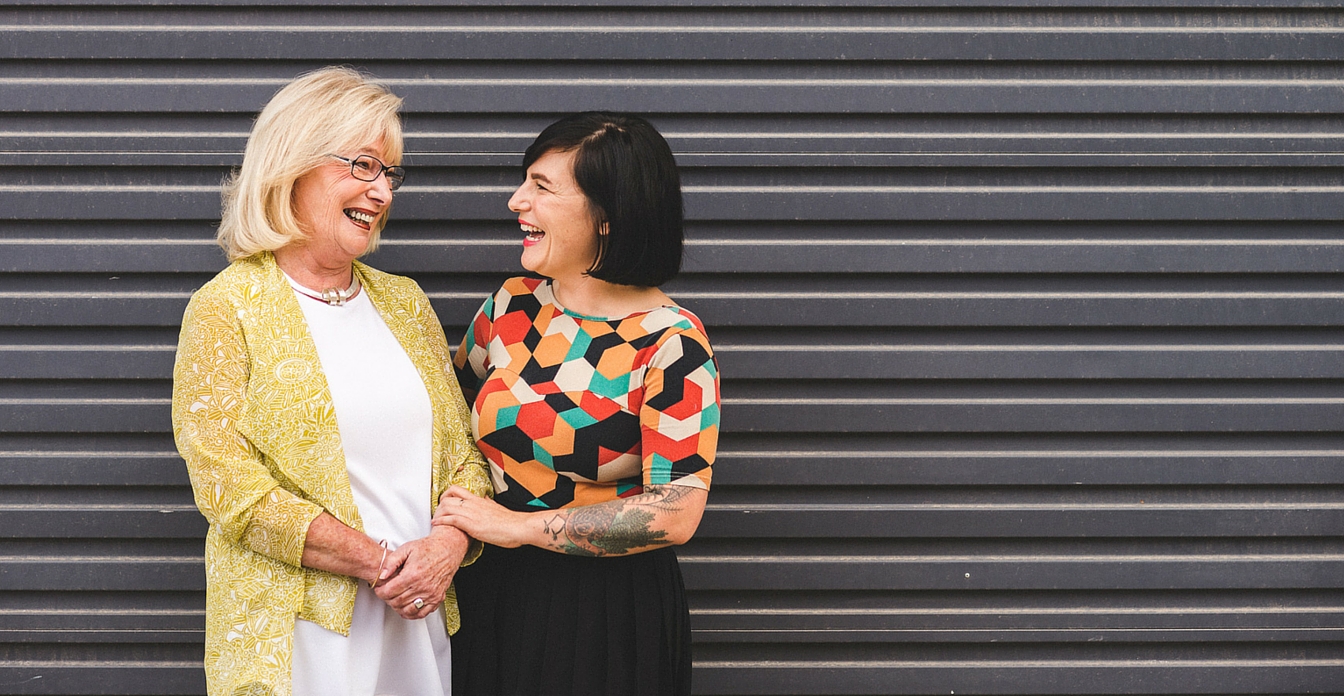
left=626, top=305, right=715, bottom=375
left=497, top=276, right=548, bottom=302
left=481, top=276, right=550, bottom=319
left=643, top=305, right=713, bottom=350
left=355, top=261, right=426, bottom=300
left=355, top=261, right=438, bottom=320
left=186, top=255, right=269, bottom=314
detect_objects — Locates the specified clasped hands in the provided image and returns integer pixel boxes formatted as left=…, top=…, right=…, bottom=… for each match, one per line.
left=431, top=485, right=532, bottom=549
left=369, top=522, right=470, bottom=620
left=370, top=486, right=522, bottom=620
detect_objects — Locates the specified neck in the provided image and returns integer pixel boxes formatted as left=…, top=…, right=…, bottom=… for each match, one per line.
left=274, top=246, right=355, bottom=292
left=550, top=274, right=668, bottom=318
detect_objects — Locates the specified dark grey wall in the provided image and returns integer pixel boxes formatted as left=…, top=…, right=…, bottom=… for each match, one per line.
left=3, top=2, right=1343, bottom=694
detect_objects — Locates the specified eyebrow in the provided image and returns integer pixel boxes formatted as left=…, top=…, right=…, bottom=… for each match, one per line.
left=530, top=172, right=555, bottom=185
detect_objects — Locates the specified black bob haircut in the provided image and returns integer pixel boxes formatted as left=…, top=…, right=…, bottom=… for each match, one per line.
left=522, top=112, right=683, bottom=287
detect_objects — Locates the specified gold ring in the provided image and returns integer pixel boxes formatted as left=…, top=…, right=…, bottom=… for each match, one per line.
left=413, top=598, right=425, bottom=610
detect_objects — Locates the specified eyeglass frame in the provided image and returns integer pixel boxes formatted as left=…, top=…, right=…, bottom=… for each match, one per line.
left=328, top=154, right=406, bottom=191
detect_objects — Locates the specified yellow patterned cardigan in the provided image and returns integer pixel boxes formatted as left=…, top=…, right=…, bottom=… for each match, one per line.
left=171, top=252, right=492, bottom=696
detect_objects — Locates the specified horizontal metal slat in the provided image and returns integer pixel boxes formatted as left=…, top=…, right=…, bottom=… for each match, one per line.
left=0, top=453, right=186, bottom=486
left=692, top=662, right=1344, bottom=696
left=11, top=131, right=1344, bottom=168
left=7, top=447, right=1340, bottom=488
left=0, top=345, right=176, bottom=379
left=6, top=27, right=1343, bottom=61
left=0, top=610, right=202, bottom=644
left=8, top=187, right=1344, bottom=222
left=680, top=240, right=1344, bottom=274
left=6, top=504, right=1340, bottom=541
left=9, top=238, right=1344, bottom=274
left=0, top=400, right=168, bottom=433
left=0, top=506, right=204, bottom=539
left=714, top=450, right=1344, bottom=486
left=677, top=294, right=1344, bottom=328
left=691, top=605, right=1344, bottom=644
left=725, top=398, right=1344, bottom=433
left=678, top=557, right=1344, bottom=591
left=387, top=237, right=1344, bottom=273
left=697, top=505, right=1344, bottom=538
left=0, top=0, right=1329, bottom=7
left=7, top=294, right=1344, bottom=328
left=716, top=344, right=1344, bottom=379
left=0, top=241, right=224, bottom=274
left=0, top=295, right=191, bottom=327
left=311, top=235, right=1344, bottom=273
left=0, top=664, right=202, bottom=695
left=17, top=130, right=1344, bottom=152
left=0, top=558, right=203, bottom=591
left=11, top=151, right=1344, bottom=168
left=9, top=343, right=1344, bottom=380
left=663, top=132, right=1344, bottom=157
left=679, top=188, right=1344, bottom=222
left=5, top=78, right=1344, bottom=115
left=5, top=396, right=1344, bottom=433
left=11, top=609, right=1339, bottom=646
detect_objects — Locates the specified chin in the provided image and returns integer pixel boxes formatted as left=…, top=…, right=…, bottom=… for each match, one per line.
left=518, top=254, right=545, bottom=276
left=344, top=236, right=375, bottom=258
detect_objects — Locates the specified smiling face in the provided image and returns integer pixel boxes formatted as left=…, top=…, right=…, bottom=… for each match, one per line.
left=508, top=148, right=603, bottom=282
left=290, top=143, right=395, bottom=263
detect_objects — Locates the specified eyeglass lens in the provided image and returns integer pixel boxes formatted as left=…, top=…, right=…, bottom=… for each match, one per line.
left=349, top=155, right=405, bottom=191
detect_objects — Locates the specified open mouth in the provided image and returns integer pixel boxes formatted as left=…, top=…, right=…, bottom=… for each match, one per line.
left=344, top=208, right=375, bottom=229
left=521, top=222, right=546, bottom=245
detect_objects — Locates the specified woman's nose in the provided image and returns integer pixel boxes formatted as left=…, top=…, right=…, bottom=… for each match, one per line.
left=507, top=185, right=528, bottom=212
left=369, top=174, right=393, bottom=202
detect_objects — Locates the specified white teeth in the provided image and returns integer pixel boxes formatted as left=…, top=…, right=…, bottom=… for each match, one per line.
left=345, top=209, right=374, bottom=224
left=520, top=223, right=544, bottom=235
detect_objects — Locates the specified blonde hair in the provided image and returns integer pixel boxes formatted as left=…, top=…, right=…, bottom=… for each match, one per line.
left=217, top=66, right=404, bottom=261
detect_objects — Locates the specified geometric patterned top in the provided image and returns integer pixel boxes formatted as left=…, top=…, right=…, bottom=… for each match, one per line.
left=453, top=277, right=719, bottom=511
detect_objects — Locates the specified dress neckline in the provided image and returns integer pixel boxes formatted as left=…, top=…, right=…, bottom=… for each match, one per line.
left=541, top=279, right=675, bottom=322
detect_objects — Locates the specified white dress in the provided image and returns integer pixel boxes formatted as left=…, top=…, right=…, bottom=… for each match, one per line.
left=285, top=275, right=452, bottom=696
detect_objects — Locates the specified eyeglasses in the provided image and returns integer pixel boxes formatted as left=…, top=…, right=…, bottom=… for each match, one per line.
left=329, top=154, right=406, bottom=191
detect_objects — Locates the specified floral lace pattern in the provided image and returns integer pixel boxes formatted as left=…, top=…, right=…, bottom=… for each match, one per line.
left=173, top=252, right=491, bottom=696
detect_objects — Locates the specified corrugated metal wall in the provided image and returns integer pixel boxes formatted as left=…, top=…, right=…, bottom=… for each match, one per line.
left=3, top=2, right=1343, bottom=694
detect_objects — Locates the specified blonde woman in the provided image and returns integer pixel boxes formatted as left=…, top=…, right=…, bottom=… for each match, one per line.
left=172, top=67, right=491, bottom=696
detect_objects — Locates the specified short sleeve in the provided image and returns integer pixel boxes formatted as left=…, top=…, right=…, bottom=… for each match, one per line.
left=639, top=327, right=720, bottom=490
left=453, top=293, right=496, bottom=402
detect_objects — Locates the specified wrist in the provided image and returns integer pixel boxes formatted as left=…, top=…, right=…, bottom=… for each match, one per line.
left=523, top=509, right=554, bottom=549
left=366, top=538, right=389, bottom=586
left=429, top=525, right=469, bottom=550
left=429, top=523, right=467, bottom=539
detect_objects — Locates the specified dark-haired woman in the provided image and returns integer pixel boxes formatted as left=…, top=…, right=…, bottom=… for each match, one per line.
left=432, top=112, right=719, bottom=696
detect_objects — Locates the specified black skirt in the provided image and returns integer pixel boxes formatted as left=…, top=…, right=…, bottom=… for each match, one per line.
left=451, top=543, right=691, bottom=696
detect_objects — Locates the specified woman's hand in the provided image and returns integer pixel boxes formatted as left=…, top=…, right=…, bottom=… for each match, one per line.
left=373, top=526, right=470, bottom=620
left=432, top=486, right=534, bottom=548
left=439, top=484, right=708, bottom=557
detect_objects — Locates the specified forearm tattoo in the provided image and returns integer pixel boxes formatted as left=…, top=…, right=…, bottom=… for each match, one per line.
left=539, top=485, right=696, bottom=557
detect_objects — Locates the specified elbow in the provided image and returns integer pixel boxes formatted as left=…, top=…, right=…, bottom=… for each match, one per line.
left=665, top=508, right=705, bottom=547
left=667, top=530, right=696, bottom=547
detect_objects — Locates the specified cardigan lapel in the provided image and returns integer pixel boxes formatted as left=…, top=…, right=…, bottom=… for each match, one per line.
left=235, top=253, right=363, bottom=530
left=353, top=261, right=451, bottom=511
